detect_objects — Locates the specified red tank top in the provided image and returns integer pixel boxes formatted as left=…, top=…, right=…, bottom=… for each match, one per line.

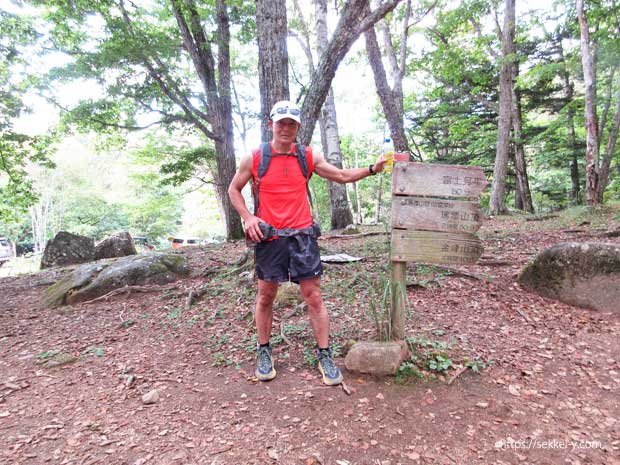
left=252, top=144, right=314, bottom=229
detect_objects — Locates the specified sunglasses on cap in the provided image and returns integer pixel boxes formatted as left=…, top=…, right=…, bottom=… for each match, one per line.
left=271, top=107, right=301, bottom=117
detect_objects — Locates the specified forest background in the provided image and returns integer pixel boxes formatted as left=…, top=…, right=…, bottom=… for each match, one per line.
left=1, top=0, right=619, bottom=261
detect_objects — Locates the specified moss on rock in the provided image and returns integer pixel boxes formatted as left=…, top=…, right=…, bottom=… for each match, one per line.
left=518, top=242, right=620, bottom=312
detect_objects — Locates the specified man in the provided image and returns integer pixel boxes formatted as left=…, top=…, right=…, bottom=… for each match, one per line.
left=228, top=100, right=387, bottom=385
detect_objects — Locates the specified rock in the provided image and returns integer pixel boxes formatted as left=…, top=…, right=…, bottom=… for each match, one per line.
left=274, top=282, right=303, bottom=309
left=518, top=242, right=620, bottom=312
left=142, top=389, right=159, bottom=404
left=43, top=252, right=190, bottom=307
left=342, top=224, right=361, bottom=235
left=344, top=341, right=410, bottom=376
left=95, top=232, right=137, bottom=260
left=40, top=231, right=95, bottom=269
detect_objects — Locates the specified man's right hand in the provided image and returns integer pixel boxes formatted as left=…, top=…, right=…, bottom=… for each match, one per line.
left=244, top=215, right=265, bottom=243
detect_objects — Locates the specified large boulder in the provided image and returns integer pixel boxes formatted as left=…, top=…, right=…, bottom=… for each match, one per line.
left=95, top=231, right=137, bottom=260
left=273, top=282, right=303, bottom=309
left=40, top=231, right=95, bottom=269
left=344, top=341, right=410, bottom=376
left=518, top=242, right=620, bottom=312
left=43, top=252, right=190, bottom=307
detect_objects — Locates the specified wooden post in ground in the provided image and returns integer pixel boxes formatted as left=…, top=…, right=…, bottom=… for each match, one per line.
left=390, top=260, right=406, bottom=340
left=389, top=161, right=488, bottom=341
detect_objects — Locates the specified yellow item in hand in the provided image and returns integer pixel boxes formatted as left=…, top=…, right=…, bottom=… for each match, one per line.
left=381, top=137, right=395, bottom=174
left=384, top=151, right=394, bottom=174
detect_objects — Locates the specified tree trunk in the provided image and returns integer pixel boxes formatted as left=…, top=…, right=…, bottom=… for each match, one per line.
left=597, top=65, right=618, bottom=147
left=256, top=0, right=290, bottom=143
left=315, top=0, right=354, bottom=229
left=510, top=79, right=533, bottom=213
left=559, top=39, right=580, bottom=203
left=596, top=77, right=620, bottom=201
left=576, top=0, right=601, bottom=205
left=375, top=174, right=384, bottom=224
left=489, top=0, right=515, bottom=216
left=353, top=148, right=362, bottom=223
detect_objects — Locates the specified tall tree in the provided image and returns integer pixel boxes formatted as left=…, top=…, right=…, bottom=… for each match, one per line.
left=314, top=0, right=353, bottom=229
left=511, top=79, right=533, bottom=213
left=297, top=0, right=403, bottom=145
left=489, top=0, right=515, bottom=215
left=576, top=0, right=601, bottom=205
left=0, top=10, right=53, bottom=223
left=364, top=0, right=424, bottom=155
left=556, top=33, right=581, bottom=203
left=256, top=0, right=290, bottom=142
left=256, top=0, right=400, bottom=226
left=31, top=0, right=243, bottom=239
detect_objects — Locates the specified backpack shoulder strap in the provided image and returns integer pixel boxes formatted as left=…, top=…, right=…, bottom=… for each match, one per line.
left=253, top=143, right=272, bottom=216
left=295, top=143, right=309, bottom=179
left=295, top=143, right=316, bottom=214
left=257, top=142, right=272, bottom=179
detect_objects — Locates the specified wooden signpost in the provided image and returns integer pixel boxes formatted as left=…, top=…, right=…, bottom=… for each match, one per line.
left=389, top=161, right=488, bottom=339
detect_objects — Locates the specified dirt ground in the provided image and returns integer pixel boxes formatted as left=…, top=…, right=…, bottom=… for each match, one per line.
left=1, top=215, right=619, bottom=465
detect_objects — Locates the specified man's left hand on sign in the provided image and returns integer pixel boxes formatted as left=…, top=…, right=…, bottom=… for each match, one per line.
left=244, top=215, right=266, bottom=242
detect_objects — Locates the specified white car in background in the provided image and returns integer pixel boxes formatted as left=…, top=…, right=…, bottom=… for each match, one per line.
left=0, top=237, right=13, bottom=267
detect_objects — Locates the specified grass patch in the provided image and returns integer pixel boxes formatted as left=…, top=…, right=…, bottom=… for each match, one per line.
left=395, top=335, right=490, bottom=385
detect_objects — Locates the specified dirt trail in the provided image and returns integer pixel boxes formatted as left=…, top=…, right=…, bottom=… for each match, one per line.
left=1, top=219, right=619, bottom=465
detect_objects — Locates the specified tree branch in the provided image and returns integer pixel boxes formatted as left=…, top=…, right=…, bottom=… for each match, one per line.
left=119, top=0, right=219, bottom=140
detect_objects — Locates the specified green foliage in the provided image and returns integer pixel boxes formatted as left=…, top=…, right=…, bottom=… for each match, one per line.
left=62, top=195, right=129, bottom=240
left=36, top=349, right=60, bottom=360
left=0, top=10, right=55, bottom=222
left=395, top=360, right=425, bottom=384
left=464, top=357, right=487, bottom=373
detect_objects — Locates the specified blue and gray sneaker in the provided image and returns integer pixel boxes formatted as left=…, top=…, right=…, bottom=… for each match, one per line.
left=317, top=347, right=343, bottom=386
left=255, top=344, right=276, bottom=381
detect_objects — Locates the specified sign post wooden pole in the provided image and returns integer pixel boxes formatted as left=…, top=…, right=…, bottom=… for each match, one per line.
left=390, top=261, right=406, bottom=340
left=389, top=161, right=488, bottom=340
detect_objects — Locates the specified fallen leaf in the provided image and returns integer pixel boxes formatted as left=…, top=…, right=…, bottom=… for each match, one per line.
left=508, top=385, right=521, bottom=397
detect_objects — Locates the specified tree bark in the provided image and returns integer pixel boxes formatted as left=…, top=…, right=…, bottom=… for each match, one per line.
left=597, top=65, right=618, bottom=147
left=256, top=0, right=290, bottom=143
left=510, top=73, right=533, bottom=213
left=576, top=0, right=601, bottom=205
left=597, top=76, right=620, bottom=201
left=315, top=0, right=353, bottom=229
left=489, top=0, right=515, bottom=215
left=558, top=38, right=580, bottom=203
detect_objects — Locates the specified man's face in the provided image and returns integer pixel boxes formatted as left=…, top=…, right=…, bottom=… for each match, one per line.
left=270, top=118, right=300, bottom=145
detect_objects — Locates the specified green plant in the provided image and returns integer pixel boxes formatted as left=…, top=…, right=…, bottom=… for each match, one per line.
left=427, top=353, right=453, bottom=372
left=395, top=361, right=425, bottom=384
left=303, top=343, right=318, bottom=367
left=36, top=349, right=60, bottom=360
left=212, top=352, right=233, bottom=367
left=464, top=357, right=488, bottom=373
left=120, top=319, right=135, bottom=329
left=366, top=267, right=408, bottom=342
left=404, top=336, right=455, bottom=374
left=82, top=346, right=105, bottom=357
left=166, top=306, right=183, bottom=320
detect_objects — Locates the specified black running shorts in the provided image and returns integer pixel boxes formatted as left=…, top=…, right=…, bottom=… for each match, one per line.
left=254, top=235, right=323, bottom=283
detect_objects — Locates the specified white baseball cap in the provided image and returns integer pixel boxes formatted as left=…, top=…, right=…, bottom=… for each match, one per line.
left=270, top=100, right=301, bottom=124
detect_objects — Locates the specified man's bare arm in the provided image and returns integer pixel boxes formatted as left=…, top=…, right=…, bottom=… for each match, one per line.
left=227, top=155, right=265, bottom=242
left=313, top=151, right=388, bottom=183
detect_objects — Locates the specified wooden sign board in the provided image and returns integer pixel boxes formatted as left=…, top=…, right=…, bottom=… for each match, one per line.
left=392, top=162, right=487, bottom=198
left=391, top=230, right=483, bottom=265
left=392, top=196, right=483, bottom=234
